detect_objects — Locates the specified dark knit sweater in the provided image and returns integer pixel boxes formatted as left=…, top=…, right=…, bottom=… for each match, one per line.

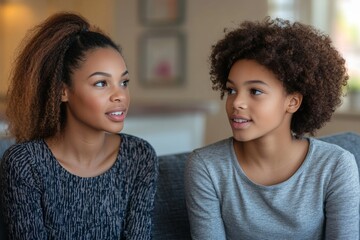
left=0, top=134, right=158, bottom=240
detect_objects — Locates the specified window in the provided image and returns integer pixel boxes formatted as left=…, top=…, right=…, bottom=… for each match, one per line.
left=268, top=0, right=297, bottom=21
left=331, top=0, right=360, bottom=93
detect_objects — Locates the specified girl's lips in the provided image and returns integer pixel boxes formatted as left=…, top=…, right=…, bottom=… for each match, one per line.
left=233, top=118, right=250, bottom=123
left=230, top=117, right=252, bottom=129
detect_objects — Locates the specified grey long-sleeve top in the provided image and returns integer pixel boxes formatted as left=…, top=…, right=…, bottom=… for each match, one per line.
left=185, top=137, right=359, bottom=240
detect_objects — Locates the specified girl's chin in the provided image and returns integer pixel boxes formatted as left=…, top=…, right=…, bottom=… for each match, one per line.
left=231, top=132, right=253, bottom=142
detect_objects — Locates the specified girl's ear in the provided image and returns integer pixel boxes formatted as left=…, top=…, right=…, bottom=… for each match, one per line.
left=286, top=92, right=303, bottom=113
left=61, top=84, right=69, bottom=102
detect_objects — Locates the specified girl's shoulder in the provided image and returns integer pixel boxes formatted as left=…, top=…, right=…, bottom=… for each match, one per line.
left=192, top=137, right=233, bottom=158
left=309, top=137, right=354, bottom=159
left=187, top=137, right=233, bottom=169
left=306, top=137, right=357, bottom=173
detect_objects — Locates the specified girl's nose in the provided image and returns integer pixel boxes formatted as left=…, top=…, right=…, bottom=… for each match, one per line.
left=233, top=94, right=247, bottom=109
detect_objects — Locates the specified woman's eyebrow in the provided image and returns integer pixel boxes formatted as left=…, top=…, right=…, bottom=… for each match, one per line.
left=88, top=70, right=129, bottom=78
left=88, top=72, right=111, bottom=78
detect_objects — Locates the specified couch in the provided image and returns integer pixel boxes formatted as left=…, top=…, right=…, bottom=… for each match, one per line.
left=0, top=132, right=359, bottom=240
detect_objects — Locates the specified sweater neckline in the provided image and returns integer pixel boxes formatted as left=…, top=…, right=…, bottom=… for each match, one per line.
left=41, top=134, right=124, bottom=180
left=229, top=137, right=313, bottom=189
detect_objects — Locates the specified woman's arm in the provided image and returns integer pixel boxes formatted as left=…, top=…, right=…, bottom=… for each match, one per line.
left=325, top=151, right=359, bottom=239
left=0, top=145, right=47, bottom=239
left=184, top=151, right=226, bottom=240
left=123, top=141, right=158, bottom=240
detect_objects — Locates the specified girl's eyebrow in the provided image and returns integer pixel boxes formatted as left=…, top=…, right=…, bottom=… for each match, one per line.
left=227, top=79, right=269, bottom=86
left=88, top=70, right=129, bottom=78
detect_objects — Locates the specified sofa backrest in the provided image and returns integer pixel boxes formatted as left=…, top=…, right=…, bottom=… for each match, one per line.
left=153, top=152, right=191, bottom=240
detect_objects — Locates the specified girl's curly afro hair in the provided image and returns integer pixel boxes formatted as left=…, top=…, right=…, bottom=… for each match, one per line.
left=209, top=17, right=348, bottom=136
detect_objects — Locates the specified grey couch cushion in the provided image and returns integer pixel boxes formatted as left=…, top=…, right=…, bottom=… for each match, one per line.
left=153, top=152, right=191, bottom=240
left=0, top=138, right=14, bottom=159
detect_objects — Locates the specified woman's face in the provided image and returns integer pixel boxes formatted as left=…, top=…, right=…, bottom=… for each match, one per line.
left=61, top=47, right=130, bottom=135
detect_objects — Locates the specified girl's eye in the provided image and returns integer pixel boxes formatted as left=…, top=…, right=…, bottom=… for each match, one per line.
left=226, top=88, right=236, bottom=95
left=94, top=81, right=107, bottom=87
left=250, top=89, right=263, bottom=95
left=120, top=79, right=130, bottom=87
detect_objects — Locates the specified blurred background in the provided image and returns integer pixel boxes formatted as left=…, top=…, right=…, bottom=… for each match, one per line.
left=0, top=0, right=359, bottom=155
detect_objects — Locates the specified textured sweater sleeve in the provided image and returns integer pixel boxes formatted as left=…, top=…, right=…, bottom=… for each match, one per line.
left=324, top=151, right=359, bottom=239
left=123, top=140, right=158, bottom=240
left=184, top=151, right=226, bottom=240
left=0, top=144, right=48, bottom=240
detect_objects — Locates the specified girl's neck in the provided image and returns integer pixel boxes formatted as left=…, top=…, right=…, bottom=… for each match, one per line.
left=233, top=133, right=309, bottom=186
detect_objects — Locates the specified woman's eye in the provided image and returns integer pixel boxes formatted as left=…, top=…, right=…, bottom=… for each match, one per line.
left=226, top=88, right=236, bottom=95
left=250, top=89, right=263, bottom=95
left=94, top=81, right=107, bottom=87
left=121, top=79, right=130, bottom=87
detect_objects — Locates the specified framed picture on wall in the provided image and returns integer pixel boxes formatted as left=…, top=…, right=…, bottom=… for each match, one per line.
left=139, top=31, right=185, bottom=87
left=139, top=0, right=185, bottom=26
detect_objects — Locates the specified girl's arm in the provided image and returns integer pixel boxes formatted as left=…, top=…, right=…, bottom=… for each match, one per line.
left=0, top=146, right=47, bottom=239
left=325, top=152, right=359, bottom=239
left=184, top=151, right=226, bottom=240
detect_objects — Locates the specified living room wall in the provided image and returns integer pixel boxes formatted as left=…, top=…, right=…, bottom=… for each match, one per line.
left=0, top=0, right=269, bottom=145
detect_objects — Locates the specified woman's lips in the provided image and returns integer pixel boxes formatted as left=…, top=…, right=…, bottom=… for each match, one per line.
left=106, top=110, right=126, bottom=122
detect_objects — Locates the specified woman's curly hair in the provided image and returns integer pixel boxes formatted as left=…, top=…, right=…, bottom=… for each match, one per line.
left=209, top=17, right=348, bottom=136
left=6, top=12, right=122, bottom=142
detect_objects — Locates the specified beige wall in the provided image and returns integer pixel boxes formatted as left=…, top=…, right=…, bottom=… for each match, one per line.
left=115, top=0, right=269, bottom=144
left=1, top=0, right=359, bottom=144
left=0, top=0, right=117, bottom=96
left=0, top=0, right=269, bottom=145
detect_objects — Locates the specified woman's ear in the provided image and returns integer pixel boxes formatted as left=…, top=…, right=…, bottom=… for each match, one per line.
left=61, top=84, right=69, bottom=102
left=286, top=92, right=302, bottom=113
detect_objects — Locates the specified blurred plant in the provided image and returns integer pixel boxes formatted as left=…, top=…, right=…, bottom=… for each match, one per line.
left=347, top=76, right=360, bottom=93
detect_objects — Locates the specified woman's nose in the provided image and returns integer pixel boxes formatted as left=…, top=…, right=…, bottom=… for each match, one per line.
left=110, top=87, right=126, bottom=102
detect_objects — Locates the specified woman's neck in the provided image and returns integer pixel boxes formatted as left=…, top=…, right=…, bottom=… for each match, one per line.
left=45, top=129, right=120, bottom=177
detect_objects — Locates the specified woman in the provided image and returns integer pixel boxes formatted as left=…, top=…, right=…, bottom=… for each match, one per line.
left=0, top=12, right=158, bottom=239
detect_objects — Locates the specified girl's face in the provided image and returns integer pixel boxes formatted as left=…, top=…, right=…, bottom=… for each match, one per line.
left=225, top=59, right=301, bottom=142
left=62, top=47, right=130, bottom=135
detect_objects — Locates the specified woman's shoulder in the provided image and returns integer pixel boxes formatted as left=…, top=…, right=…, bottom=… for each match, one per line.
left=2, top=139, right=45, bottom=160
left=0, top=139, right=46, bottom=175
left=119, top=133, right=157, bottom=160
left=118, top=134, right=158, bottom=173
left=120, top=133, right=154, bottom=150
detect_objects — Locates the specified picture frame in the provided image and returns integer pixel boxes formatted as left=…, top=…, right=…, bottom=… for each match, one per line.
left=138, top=0, right=185, bottom=26
left=139, top=31, right=185, bottom=87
